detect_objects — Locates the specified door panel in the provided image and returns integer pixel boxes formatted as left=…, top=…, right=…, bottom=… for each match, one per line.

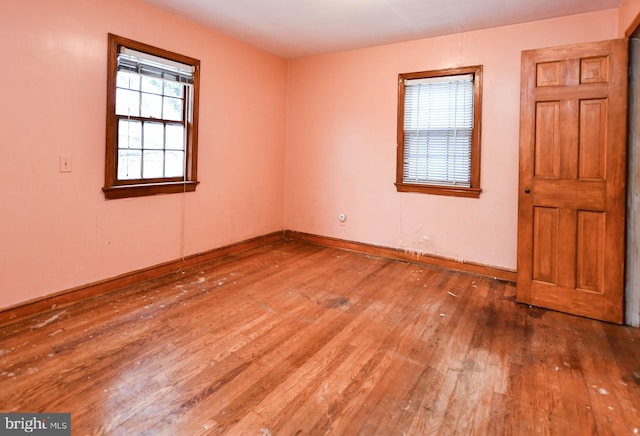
left=579, top=99, right=607, bottom=179
left=534, top=102, right=560, bottom=177
left=517, top=39, right=628, bottom=323
left=576, top=211, right=605, bottom=292
left=532, top=207, right=558, bottom=284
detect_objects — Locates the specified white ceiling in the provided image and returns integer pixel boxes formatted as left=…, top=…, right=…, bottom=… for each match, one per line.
left=143, top=0, right=621, bottom=58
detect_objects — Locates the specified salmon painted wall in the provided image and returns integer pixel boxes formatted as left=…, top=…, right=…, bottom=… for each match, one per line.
left=620, top=0, right=640, bottom=36
left=285, top=10, right=618, bottom=271
left=0, top=0, right=286, bottom=308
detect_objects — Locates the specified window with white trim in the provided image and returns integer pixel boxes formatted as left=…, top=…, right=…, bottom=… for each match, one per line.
left=396, top=65, right=482, bottom=198
left=103, top=34, right=200, bottom=199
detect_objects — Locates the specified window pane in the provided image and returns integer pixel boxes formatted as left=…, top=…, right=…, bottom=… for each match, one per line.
left=164, top=81, right=184, bottom=98
left=115, top=89, right=140, bottom=117
left=165, top=151, right=185, bottom=178
left=118, top=120, right=142, bottom=149
left=163, top=97, right=183, bottom=121
left=165, top=124, right=185, bottom=150
left=405, top=80, right=473, bottom=131
left=116, top=71, right=140, bottom=90
left=141, top=76, right=163, bottom=94
left=118, top=150, right=141, bottom=180
left=403, top=130, right=472, bottom=186
left=403, top=74, right=474, bottom=187
left=141, top=93, right=162, bottom=118
left=142, top=150, right=164, bottom=178
left=143, top=122, right=164, bottom=149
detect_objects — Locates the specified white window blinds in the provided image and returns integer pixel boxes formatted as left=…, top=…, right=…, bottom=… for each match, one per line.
left=117, top=47, right=195, bottom=85
left=403, top=73, right=474, bottom=187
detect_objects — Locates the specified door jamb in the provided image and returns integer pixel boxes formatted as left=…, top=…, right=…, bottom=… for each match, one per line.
left=626, top=29, right=640, bottom=327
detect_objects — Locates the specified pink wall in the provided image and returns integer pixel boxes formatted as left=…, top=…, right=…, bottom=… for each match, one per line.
left=619, top=0, right=640, bottom=36
left=0, top=0, right=286, bottom=309
left=285, top=10, right=619, bottom=271
left=0, top=2, right=627, bottom=311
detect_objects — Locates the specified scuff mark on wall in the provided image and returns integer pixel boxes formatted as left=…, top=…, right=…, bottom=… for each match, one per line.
left=399, top=224, right=439, bottom=258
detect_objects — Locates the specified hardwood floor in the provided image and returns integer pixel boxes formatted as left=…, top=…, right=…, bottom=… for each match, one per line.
left=1, top=240, right=639, bottom=435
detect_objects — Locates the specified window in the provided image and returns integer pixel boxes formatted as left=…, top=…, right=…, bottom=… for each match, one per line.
left=103, top=34, right=200, bottom=199
left=396, top=65, right=482, bottom=198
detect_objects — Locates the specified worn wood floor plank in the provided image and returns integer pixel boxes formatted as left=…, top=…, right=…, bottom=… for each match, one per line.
left=1, top=240, right=639, bottom=435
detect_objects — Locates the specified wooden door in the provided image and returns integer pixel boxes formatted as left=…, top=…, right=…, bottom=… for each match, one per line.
left=517, top=39, right=628, bottom=324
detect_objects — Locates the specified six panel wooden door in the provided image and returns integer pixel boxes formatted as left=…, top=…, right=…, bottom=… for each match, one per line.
left=517, top=39, right=628, bottom=323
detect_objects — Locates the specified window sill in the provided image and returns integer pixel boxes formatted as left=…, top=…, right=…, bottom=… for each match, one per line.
left=395, top=182, right=481, bottom=198
left=103, top=181, right=199, bottom=199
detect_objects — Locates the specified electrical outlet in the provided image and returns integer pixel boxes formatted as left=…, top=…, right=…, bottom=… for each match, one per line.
left=59, top=156, right=72, bottom=173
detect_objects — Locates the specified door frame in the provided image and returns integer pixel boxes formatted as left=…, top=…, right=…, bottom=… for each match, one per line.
left=626, top=31, right=640, bottom=328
